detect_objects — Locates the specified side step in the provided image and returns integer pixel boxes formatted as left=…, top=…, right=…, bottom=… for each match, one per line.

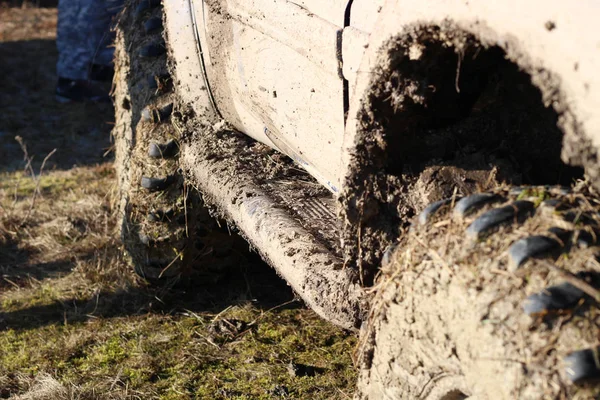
left=180, top=131, right=362, bottom=330
left=164, top=0, right=361, bottom=330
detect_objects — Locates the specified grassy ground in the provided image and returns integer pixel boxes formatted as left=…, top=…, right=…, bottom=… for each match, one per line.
left=0, top=6, right=356, bottom=399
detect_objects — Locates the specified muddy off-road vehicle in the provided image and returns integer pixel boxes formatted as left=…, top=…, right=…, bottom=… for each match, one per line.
left=112, top=0, right=600, bottom=398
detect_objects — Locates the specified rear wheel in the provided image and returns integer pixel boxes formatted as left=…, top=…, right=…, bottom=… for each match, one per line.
left=356, top=184, right=600, bottom=399
left=112, top=0, right=237, bottom=281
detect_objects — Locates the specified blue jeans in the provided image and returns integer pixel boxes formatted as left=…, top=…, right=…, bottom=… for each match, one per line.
left=56, top=0, right=124, bottom=80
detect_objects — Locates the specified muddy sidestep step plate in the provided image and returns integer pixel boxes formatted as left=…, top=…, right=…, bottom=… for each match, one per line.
left=181, top=140, right=362, bottom=330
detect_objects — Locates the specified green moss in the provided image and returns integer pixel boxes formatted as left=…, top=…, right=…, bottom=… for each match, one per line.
left=0, top=330, right=32, bottom=373
left=90, top=336, right=128, bottom=367
left=0, top=166, right=113, bottom=207
left=1, top=298, right=18, bottom=310
left=0, top=304, right=356, bottom=398
left=0, top=171, right=80, bottom=198
left=517, top=187, right=549, bottom=207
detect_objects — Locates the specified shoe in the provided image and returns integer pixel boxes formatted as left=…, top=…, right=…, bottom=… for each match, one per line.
left=89, top=64, right=114, bottom=82
left=55, top=78, right=110, bottom=103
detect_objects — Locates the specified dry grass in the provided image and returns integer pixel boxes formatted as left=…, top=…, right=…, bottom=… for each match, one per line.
left=0, top=109, right=356, bottom=400
left=0, top=165, right=357, bottom=398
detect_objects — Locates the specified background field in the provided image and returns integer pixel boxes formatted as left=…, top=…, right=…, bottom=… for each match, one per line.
left=0, top=5, right=356, bottom=399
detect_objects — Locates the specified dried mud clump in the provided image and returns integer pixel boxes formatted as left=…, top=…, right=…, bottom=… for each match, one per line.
left=341, top=23, right=584, bottom=285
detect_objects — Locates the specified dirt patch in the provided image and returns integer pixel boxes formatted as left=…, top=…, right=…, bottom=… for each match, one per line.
left=341, top=24, right=585, bottom=285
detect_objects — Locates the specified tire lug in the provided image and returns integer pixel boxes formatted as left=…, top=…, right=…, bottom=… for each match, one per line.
left=522, top=278, right=589, bottom=316
left=547, top=227, right=571, bottom=239
left=562, top=211, right=598, bottom=225
left=141, top=175, right=175, bottom=192
left=143, top=16, right=163, bottom=34
left=509, top=187, right=525, bottom=196
left=508, top=235, right=561, bottom=271
left=140, top=40, right=166, bottom=58
left=466, top=200, right=535, bottom=239
left=540, top=199, right=562, bottom=210
left=564, top=347, right=600, bottom=383
left=453, top=193, right=504, bottom=218
left=574, top=229, right=598, bottom=248
left=416, top=198, right=456, bottom=226
left=545, top=185, right=571, bottom=196
left=141, top=103, right=173, bottom=123
left=148, top=139, right=178, bottom=158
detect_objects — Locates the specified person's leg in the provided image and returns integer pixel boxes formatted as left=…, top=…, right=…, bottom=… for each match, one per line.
left=56, top=0, right=124, bottom=101
left=89, top=0, right=125, bottom=81
left=56, top=0, right=89, bottom=81
left=93, top=0, right=124, bottom=65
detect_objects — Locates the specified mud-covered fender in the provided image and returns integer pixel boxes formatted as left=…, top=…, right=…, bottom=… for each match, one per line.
left=341, top=0, right=600, bottom=187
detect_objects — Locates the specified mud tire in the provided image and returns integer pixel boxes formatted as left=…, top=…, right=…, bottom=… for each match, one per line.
left=112, top=1, right=236, bottom=281
left=356, top=184, right=600, bottom=399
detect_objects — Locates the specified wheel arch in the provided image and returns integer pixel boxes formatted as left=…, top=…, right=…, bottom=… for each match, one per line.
left=340, top=0, right=600, bottom=283
left=343, top=0, right=600, bottom=176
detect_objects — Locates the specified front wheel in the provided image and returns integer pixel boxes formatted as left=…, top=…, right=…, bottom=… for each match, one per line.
left=356, top=184, right=600, bottom=399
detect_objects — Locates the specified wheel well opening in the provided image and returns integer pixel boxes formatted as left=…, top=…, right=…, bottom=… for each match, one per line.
left=380, top=32, right=581, bottom=186
left=342, top=24, right=584, bottom=284
left=440, top=390, right=468, bottom=400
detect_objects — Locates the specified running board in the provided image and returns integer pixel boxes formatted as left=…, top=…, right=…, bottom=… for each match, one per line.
left=180, top=128, right=362, bottom=330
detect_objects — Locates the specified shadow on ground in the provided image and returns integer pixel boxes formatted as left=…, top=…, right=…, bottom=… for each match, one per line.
left=0, top=0, right=57, bottom=7
left=0, top=235, right=94, bottom=291
left=0, top=251, right=298, bottom=332
left=0, top=38, right=114, bottom=172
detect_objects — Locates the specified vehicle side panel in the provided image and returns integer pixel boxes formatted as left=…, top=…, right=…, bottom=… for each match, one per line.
left=196, top=0, right=347, bottom=192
